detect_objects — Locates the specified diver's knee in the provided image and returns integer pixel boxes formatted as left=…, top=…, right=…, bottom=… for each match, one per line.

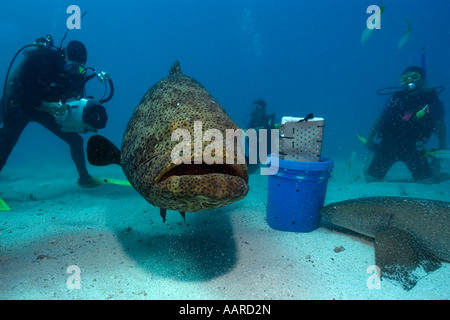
left=67, top=133, right=84, bottom=147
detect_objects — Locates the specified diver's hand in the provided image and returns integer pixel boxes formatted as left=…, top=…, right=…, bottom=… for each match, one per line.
left=39, top=101, right=67, bottom=118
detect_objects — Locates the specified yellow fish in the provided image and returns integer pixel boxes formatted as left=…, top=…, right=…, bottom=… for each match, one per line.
left=361, top=2, right=385, bottom=44
left=422, top=147, right=450, bottom=160
left=398, top=18, right=412, bottom=50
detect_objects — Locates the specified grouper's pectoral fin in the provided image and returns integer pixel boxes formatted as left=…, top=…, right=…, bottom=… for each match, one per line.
left=87, top=135, right=121, bottom=166
left=374, top=227, right=441, bottom=291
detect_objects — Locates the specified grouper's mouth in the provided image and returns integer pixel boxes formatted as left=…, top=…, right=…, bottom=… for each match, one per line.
left=157, top=163, right=247, bottom=183
left=151, top=161, right=249, bottom=212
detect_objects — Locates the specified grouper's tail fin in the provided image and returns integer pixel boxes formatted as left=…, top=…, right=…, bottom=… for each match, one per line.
left=87, top=135, right=121, bottom=166
left=169, top=60, right=182, bottom=75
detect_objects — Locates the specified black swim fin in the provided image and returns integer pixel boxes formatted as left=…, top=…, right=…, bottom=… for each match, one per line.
left=87, top=135, right=121, bottom=166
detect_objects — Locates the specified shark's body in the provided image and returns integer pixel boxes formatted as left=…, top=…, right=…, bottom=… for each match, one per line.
left=321, top=196, right=450, bottom=290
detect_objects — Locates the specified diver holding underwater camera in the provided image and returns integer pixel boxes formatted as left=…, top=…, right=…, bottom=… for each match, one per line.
left=0, top=34, right=114, bottom=187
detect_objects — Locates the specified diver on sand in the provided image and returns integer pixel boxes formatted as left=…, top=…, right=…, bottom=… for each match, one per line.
left=246, top=99, right=275, bottom=131
left=245, top=99, right=276, bottom=172
left=364, top=66, right=448, bottom=183
left=0, top=35, right=108, bottom=187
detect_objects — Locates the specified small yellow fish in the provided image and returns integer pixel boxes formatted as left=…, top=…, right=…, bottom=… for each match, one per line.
left=357, top=133, right=368, bottom=144
left=398, top=18, right=412, bottom=50
left=422, top=147, right=450, bottom=160
left=361, top=2, right=385, bottom=44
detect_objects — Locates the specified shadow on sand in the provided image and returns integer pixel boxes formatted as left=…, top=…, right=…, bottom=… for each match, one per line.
left=117, top=209, right=237, bottom=282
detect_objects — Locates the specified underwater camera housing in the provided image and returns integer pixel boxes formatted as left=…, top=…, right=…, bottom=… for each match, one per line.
left=57, top=98, right=107, bottom=133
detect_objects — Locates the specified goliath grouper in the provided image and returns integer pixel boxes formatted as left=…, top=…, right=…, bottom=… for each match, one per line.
left=87, top=61, right=249, bottom=222
left=321, top=196, right=450, bottom=290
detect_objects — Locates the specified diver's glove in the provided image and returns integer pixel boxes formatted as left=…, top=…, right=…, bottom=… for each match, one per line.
left=39, top=101, right=67, bottom=118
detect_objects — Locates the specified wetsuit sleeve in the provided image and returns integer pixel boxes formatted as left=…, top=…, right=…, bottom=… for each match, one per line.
left=365, top=97, right=391, bottom=150
left=268, top=113, right=275, bottom=128
left=246, top=112, right=256, bottom=129
left=365, top=116, right=381, bottom=151
left=434, top=99, right=447, bottom=149
left=246, top=118, right=253, bottom=129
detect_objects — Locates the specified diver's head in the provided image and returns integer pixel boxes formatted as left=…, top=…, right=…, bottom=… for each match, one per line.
left=66, top=40, right=87, bottom=64
left=401, top=66, right=426, bottom=93
left=253, top=99, right=266, bottom=111
left=64, top=40, right=87, bottom=75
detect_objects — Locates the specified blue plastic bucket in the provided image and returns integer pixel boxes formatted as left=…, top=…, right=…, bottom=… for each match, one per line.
left=266, top=157, right=333, bottom=232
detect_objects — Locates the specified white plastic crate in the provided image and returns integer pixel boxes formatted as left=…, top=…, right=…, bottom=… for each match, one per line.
left=279, top=116, right=325, bottom=162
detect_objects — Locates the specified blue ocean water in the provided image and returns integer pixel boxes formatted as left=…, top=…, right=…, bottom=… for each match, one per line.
left=1, top=1, right=450, bottom=300
left=1, top=0, right=449, bottom=167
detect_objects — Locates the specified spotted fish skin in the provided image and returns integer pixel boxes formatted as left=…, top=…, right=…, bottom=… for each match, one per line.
left=120, top=61, right=248, bottom=212
left=321, top=196, right=450, bottom=290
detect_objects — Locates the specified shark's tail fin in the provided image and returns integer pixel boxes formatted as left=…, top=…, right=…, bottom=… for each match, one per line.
left=375, top=227, right=441, bottom=291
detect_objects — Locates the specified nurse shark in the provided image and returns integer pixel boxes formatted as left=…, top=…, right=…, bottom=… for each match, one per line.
left=321, top=196, right=450, bottom=290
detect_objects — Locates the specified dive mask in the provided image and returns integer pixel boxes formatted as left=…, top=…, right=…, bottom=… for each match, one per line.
left=401, top=72, right=421, bottom=85
left=64, top=62, right=87, bottom=75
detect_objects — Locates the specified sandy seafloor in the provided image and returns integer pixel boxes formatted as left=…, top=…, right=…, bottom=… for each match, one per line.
left=0, top=155, right=449, bottom=300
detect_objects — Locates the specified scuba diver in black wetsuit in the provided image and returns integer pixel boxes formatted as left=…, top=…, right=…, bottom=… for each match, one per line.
left=245, top=99, right=276, bottom=173
left=247, top=99, right=275, bottom=131
left=0, top=35, right=112, bottom=187
left=364, top=66, right=448, bottom=183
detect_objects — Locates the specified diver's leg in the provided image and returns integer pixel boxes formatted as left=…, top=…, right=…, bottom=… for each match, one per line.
left=404, top=152, right=436, bottom=183
left=0, top=108, right=28, bottom=172
left=429, top=156, right=450, bottom=182
left=429, top=157, right=441, bottom=177
left=366, top=150, right=393, bottom=182
left=428, top=157, right=449, bottom=182
left=33, top=110, right=91, bottom=184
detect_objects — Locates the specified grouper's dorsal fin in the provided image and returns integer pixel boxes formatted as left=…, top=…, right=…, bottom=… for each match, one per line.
left=169, top=60, right=182, bottom=75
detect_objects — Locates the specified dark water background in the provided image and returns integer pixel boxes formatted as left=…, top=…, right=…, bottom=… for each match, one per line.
left=1, top=0, right=449, bottom=171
